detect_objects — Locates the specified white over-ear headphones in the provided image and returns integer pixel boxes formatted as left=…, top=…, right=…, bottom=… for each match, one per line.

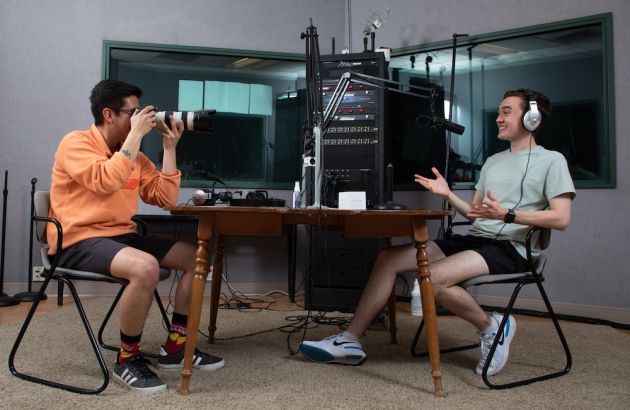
left=522, top=90, right=542, bottom=132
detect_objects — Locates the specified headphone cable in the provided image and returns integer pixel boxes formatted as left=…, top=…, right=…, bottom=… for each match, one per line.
left=494, top=134, right=532, bottom=240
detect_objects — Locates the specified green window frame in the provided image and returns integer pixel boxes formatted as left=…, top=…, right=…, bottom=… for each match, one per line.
left=390, top=13, right=615, bottom=189
left=102, top=40, right=306, bottom=189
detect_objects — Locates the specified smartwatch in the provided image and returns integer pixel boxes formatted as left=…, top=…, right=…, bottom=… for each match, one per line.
left=504, top=208, right=516, bottom=224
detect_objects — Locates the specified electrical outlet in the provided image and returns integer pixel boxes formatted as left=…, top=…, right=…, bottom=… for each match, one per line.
left=32, top=266, right=45, bottom=282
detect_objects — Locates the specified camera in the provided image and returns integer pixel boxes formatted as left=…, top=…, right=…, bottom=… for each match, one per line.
left=155, top=109, right=216, bottom=133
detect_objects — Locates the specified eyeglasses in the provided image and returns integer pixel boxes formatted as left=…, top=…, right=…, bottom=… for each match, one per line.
left=118, top=106, right=143, bottom=115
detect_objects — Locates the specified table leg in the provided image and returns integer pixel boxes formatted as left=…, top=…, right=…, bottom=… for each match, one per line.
left=208, top=235, right=224, bottom=343
left=181, top=213, right=214, bottom=395
left=384, top=239, right=397, bottom=344
left=412, top=217, right=444, bottom=396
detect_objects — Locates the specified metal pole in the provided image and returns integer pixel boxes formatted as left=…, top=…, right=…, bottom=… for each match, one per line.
left=1, top=170, right=19, bottom=307
left=15, top=177, right=45, bottom=302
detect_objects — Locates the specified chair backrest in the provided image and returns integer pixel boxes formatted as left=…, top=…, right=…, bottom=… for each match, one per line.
left=33, top=190, right=51, bottom=244
left=538, top=228, right=551, bottom=251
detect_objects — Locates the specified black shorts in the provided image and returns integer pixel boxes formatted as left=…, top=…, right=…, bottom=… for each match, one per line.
left=56, top=233, right=177, bottom=275
left=434, top=235, right=529, bottom=275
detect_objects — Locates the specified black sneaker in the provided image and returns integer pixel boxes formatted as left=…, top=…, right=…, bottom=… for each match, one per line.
left=157, top=346, right=225, bottom=371
left=113, top=355, right=167, bottom=395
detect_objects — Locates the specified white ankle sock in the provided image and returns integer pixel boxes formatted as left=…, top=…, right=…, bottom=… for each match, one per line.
left=339, top=331, right=359, bottom=342
left=480, top=315, right=498, bottom=337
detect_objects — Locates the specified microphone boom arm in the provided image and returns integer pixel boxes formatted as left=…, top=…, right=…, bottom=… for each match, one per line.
left=321, top=70, right=464, bottom=135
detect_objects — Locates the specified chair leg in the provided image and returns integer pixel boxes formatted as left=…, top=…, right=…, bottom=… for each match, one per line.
left=481, top=281, right=572, bottom=389
left=97, top=287, right=172, bottom=359
left=154, top=290, right=171, bottom=330
left=97, top=285, right=126, bottom=353
left=411, top=318, right=479, bottom=357
left=9, top=276, right=109, bottom=395
left=57, top=281, right=64, bottom=306
left=387, top=285, right=398, bottom=344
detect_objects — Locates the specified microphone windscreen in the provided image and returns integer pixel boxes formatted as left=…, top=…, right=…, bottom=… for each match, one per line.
left=192, top=189, right=208, bottom=205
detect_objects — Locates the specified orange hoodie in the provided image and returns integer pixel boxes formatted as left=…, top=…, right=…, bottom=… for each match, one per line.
left=48, top=125, right=180, bottom=254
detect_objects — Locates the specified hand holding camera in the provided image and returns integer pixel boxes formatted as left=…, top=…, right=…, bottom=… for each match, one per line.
left=130, top=105, right=158, bottom=137
left=157, top=113, right=185, bottom=150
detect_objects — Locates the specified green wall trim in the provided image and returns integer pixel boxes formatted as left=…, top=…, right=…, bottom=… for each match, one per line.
left=102, top=40, right=304, bottom=79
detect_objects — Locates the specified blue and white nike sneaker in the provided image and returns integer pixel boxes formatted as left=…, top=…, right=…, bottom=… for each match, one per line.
left=476, top=312, right=517, bottom=376
left=299, top=333, right=367, bottom=365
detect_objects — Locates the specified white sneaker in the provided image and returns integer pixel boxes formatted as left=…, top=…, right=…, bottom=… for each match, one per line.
left=476, top=313, right=517, bottom=376
left=299, top=333, right=367, bottom=365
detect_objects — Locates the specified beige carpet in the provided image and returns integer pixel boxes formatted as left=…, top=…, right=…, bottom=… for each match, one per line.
left=1, top=298, right=629, bottom=409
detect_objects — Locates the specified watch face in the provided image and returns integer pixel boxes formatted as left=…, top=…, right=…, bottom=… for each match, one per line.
left=505, top=209, right=515, bottom=223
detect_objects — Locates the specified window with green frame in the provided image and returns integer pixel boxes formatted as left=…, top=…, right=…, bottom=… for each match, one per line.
left=388, top=13, right=615, bottom=189
left=103, top=41, right=307, bottom=189
left=103, top=13, right=614, bottom=190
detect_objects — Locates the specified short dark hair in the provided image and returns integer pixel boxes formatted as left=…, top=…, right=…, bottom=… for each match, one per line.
left=90, top=80, right=142, bottom=125
left=503, top=88, right=551, bottom=134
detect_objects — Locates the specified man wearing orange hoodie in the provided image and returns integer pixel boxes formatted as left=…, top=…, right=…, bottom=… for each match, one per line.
left=49, top=80, right=223, bottom=394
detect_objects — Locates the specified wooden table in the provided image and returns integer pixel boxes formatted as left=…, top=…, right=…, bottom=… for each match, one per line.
left=168, top=206, right=452, bottom=396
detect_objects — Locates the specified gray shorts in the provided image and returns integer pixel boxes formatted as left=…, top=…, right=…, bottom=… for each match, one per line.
left=434, top=234, right=529, bottom=275
left=56, top=233, right=177, bottom=275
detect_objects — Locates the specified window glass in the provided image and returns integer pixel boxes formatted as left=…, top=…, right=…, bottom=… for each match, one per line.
left=389, top=14, right=614, bottom=189
left=105, top=14, right=613, bottom=190
left=106, top=44, right=307, bottom=188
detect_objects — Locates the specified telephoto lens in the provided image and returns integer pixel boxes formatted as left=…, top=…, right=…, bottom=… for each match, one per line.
left=156, top=109, right=216, bottom=133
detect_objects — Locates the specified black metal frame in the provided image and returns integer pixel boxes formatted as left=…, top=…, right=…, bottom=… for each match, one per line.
left=9, top=210, right=172, bottom=394
left=410, top=227, right=572, bottom=389
left=97, top=284, right=170, bottom=358
left=9, top=216, right=109, bottom=394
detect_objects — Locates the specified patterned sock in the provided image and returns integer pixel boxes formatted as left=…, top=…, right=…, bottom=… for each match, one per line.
left=118, top=331, right=142, bottom=364
left=163, top=312, right=188, bottom=355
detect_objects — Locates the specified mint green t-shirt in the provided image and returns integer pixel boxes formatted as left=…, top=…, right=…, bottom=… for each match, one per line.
left=469, top=146, right=576, bottom=259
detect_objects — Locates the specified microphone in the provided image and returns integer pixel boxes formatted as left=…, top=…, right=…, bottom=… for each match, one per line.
left=415, top=115, right=466, bottom=135
left=201, top=171, right=226, bottom=186
left=192, top=189, right=213, bottom=206
left=433, top=117, right=466, bottom=135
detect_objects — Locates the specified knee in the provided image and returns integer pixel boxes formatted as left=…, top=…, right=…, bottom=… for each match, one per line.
left=432, top=283, right=443, bottom=302
left=128, top=257, right=160, bottom=290
left=375, top=246, right=402, bottom=269
left=166, top=242, right=197, bottom=273
left=429, top=272, right=447, bottom=302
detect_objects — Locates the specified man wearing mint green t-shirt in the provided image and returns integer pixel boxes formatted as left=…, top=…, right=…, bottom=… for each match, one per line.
left=300, top=89, right=575, bottom=378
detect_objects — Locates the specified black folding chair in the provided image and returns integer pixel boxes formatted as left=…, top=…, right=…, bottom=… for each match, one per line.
left=9, top=191, right=172, bottom=394
left=410, top=225, right=572, bottom=389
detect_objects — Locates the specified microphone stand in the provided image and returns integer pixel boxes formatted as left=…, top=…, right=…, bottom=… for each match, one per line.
left=14, top=177, right=45, bottom=302
left=439, top=33, right=468, bottom=239
left=301, top=20, right=325, bottom=208
left=374, top=163, right=406, bottom=210
left=1, top=170, right=19, bottom=307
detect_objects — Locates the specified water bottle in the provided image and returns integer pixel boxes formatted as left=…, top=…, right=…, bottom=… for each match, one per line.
left=411, top=278, right=423, bottom=316
left=292, top=181, right=301, bottom=208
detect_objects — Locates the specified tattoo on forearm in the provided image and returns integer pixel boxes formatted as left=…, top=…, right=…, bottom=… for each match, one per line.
left=121, top=149, right=132, bottom=159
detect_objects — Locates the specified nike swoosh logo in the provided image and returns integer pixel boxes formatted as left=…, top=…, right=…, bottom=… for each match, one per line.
left=333, top=340, right=355, bottom=346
